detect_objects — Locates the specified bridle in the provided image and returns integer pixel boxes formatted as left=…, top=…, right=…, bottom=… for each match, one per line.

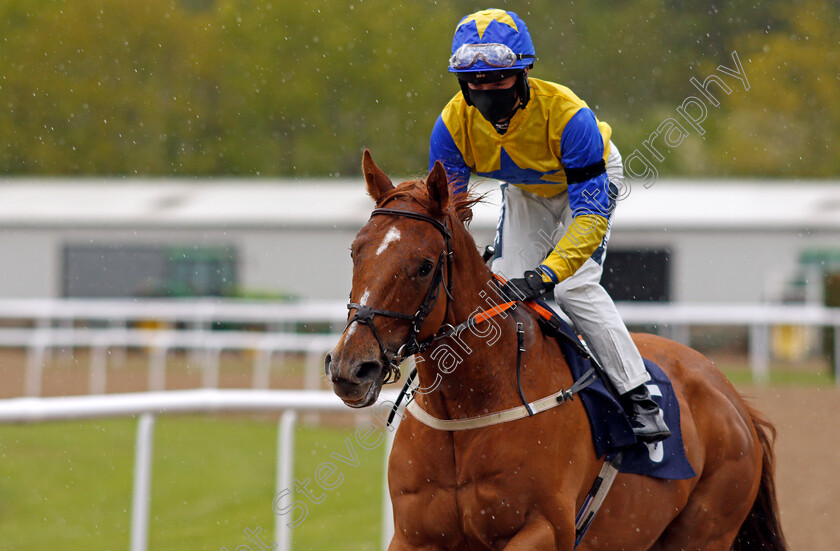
left=350, top=207, right=599, bottom=435
left=345, top=207, right=454, bottom=383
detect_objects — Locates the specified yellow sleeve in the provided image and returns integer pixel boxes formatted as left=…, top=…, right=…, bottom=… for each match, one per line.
left=538, top=214, right=609, bottom=283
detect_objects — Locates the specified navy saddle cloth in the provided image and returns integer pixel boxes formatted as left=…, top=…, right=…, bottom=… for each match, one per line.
left=535, top=301, right=697, bottom=480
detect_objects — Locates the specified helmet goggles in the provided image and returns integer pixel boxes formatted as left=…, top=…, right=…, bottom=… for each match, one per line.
left=449, top=43, right=535, bottom=71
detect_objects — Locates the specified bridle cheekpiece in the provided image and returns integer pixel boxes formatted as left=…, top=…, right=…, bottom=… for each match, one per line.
left=345, top=208, right=454, bottom=383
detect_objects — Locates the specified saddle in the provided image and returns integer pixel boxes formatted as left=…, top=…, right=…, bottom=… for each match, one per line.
left=528, top=298, right=696, bottom=480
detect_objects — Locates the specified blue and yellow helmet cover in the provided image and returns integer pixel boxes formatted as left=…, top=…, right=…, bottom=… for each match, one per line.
left=450, top=9, right=536, bottom=74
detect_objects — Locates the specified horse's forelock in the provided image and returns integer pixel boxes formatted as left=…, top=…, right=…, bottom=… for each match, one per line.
left=375, top=179, right=424, bottom=208
left=376, top=179, right=482, bottom=224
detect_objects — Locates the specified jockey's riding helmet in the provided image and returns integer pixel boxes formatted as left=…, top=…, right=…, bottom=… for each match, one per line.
left=448, top=9, right=535, bottom=119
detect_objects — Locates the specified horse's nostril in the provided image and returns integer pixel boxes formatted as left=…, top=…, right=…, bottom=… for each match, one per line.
left=324, top=354, right=333, bottom=378
left=356, top=361, right=381, bottom=381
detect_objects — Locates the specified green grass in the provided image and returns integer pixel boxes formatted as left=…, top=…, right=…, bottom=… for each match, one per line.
left=722, top=367, right=835, bottom=386
left=0, top=355, right=832, bottom=551
left=712, top=356, right=836, bottom=387
left=0, top=416, right=386, bottom=550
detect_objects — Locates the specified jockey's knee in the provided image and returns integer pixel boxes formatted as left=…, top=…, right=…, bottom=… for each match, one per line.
left=553, top=259, right=606, bottom=308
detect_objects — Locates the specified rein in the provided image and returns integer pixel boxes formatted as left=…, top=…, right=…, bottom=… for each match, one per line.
left=386, top=297, right=600, bottom=430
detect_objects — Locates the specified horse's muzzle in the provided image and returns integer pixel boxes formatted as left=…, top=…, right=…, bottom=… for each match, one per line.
left=324, top=352, right=384, bottom=408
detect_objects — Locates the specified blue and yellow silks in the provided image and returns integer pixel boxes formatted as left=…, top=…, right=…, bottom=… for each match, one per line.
left=429, top=78, right=613, bottom=284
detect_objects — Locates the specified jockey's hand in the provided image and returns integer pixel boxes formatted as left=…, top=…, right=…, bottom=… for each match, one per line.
left=501, top=270, right=555, bottom=302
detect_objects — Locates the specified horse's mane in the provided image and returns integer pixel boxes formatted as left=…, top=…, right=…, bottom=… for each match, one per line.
left=376, top=178, right=484, bottom=224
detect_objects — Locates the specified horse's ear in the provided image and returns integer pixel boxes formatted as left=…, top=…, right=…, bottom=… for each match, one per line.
left=362, top=149, right=393, bottom=202
left=426, top=160, right=450, bottom=214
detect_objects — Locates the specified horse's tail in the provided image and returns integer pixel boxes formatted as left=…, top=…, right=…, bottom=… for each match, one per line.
left=733, top=404, right=788, bottom=551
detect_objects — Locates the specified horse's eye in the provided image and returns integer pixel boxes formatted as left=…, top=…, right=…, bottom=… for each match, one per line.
left=418, top=260, right=435, bottom=277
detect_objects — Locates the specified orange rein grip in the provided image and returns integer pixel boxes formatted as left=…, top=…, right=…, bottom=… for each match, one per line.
left=473, top=301, right=517, bottom=325
left=523, top=301, right=554, bottom=321
left=490, top=272, right=554, bottom=321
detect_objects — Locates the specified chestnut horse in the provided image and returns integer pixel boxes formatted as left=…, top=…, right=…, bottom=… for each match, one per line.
left=325, top=151, right=787, bottom=551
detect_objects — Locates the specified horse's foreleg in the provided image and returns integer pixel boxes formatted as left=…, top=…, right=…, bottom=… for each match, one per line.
left=387, top=533, right=446, bottom=551
left=502, top=516, right=566, bottom=550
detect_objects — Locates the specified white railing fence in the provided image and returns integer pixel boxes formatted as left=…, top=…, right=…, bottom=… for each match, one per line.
left=0, top=389, right=399, bottom=551
left=2, top=299, right=840, bottom=549
left=0, top=327, right=336, bottom=397
left=0, top=298, right=346, bottom=397
left=0, top=299, right=839, bottom=392
left=0, top=298, right=345, bottom=329
left=617, top=302, right=840, bottom=384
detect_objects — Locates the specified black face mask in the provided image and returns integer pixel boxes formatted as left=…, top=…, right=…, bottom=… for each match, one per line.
left=468, top=86, right=519, bottom=124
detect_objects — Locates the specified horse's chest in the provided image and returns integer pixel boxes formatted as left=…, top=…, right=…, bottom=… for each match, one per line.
left=393, top=466, right=533, bottom=548
left=390, top=422, right=541, bottom=548
left=391, top=424, right=556, bottom=547
left=453, top=463, right=538, bottom=543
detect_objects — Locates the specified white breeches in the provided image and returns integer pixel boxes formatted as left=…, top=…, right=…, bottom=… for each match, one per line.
left=490, top=142, right=649, bottom=394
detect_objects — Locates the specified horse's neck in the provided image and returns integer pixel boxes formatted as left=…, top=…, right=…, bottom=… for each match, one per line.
left=414, top=222, right=526, bottom=420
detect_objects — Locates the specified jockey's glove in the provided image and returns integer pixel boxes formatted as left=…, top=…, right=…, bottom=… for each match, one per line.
left=501, top=270, right=555, bottom=302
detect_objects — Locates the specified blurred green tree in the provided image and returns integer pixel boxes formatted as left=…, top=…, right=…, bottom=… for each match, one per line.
left=704, top=0, right=840, bottom=177
left=0, top=0, right=835, bottom=178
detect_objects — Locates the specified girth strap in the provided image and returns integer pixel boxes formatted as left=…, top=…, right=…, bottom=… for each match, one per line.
left=574, top=451, right=624, bottom=548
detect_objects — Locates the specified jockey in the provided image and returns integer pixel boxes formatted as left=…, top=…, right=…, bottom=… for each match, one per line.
left=429, top=8, right=670, bottom=443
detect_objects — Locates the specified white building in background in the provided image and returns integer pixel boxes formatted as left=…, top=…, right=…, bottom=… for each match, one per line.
left=0, top=177, right=839, bottom=304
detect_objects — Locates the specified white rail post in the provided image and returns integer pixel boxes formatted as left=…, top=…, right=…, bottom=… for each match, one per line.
left=303, top=346, right=323, bottom=424
left=834, top=324, right=840, bottom=388
left=24, top=334, right=47, bottom=397
left=108, top=318, right=128, bottom=366
left=253, top=346, right=272, bottom=389
left=58, top=317, right=74, bottom=366
left=149, top=345, right=168, bottom=391
left=276, top=351, right=287, bottom=382
left=304, top=347, right=323, bottom=392
left=276, top=410, right=297, bottom=551
left=131, top=413, right=156, bottom=551
left=749, top=323, right=770, bottom=384
left=668, top=324, right=690, bottom=346
left=202, top=346, right=221, bottom=388
left=381, top=419, right=398, bottom=550
left=88, top=335, right=108, bottom=395
left=188, top=319, right=208, bottom=367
